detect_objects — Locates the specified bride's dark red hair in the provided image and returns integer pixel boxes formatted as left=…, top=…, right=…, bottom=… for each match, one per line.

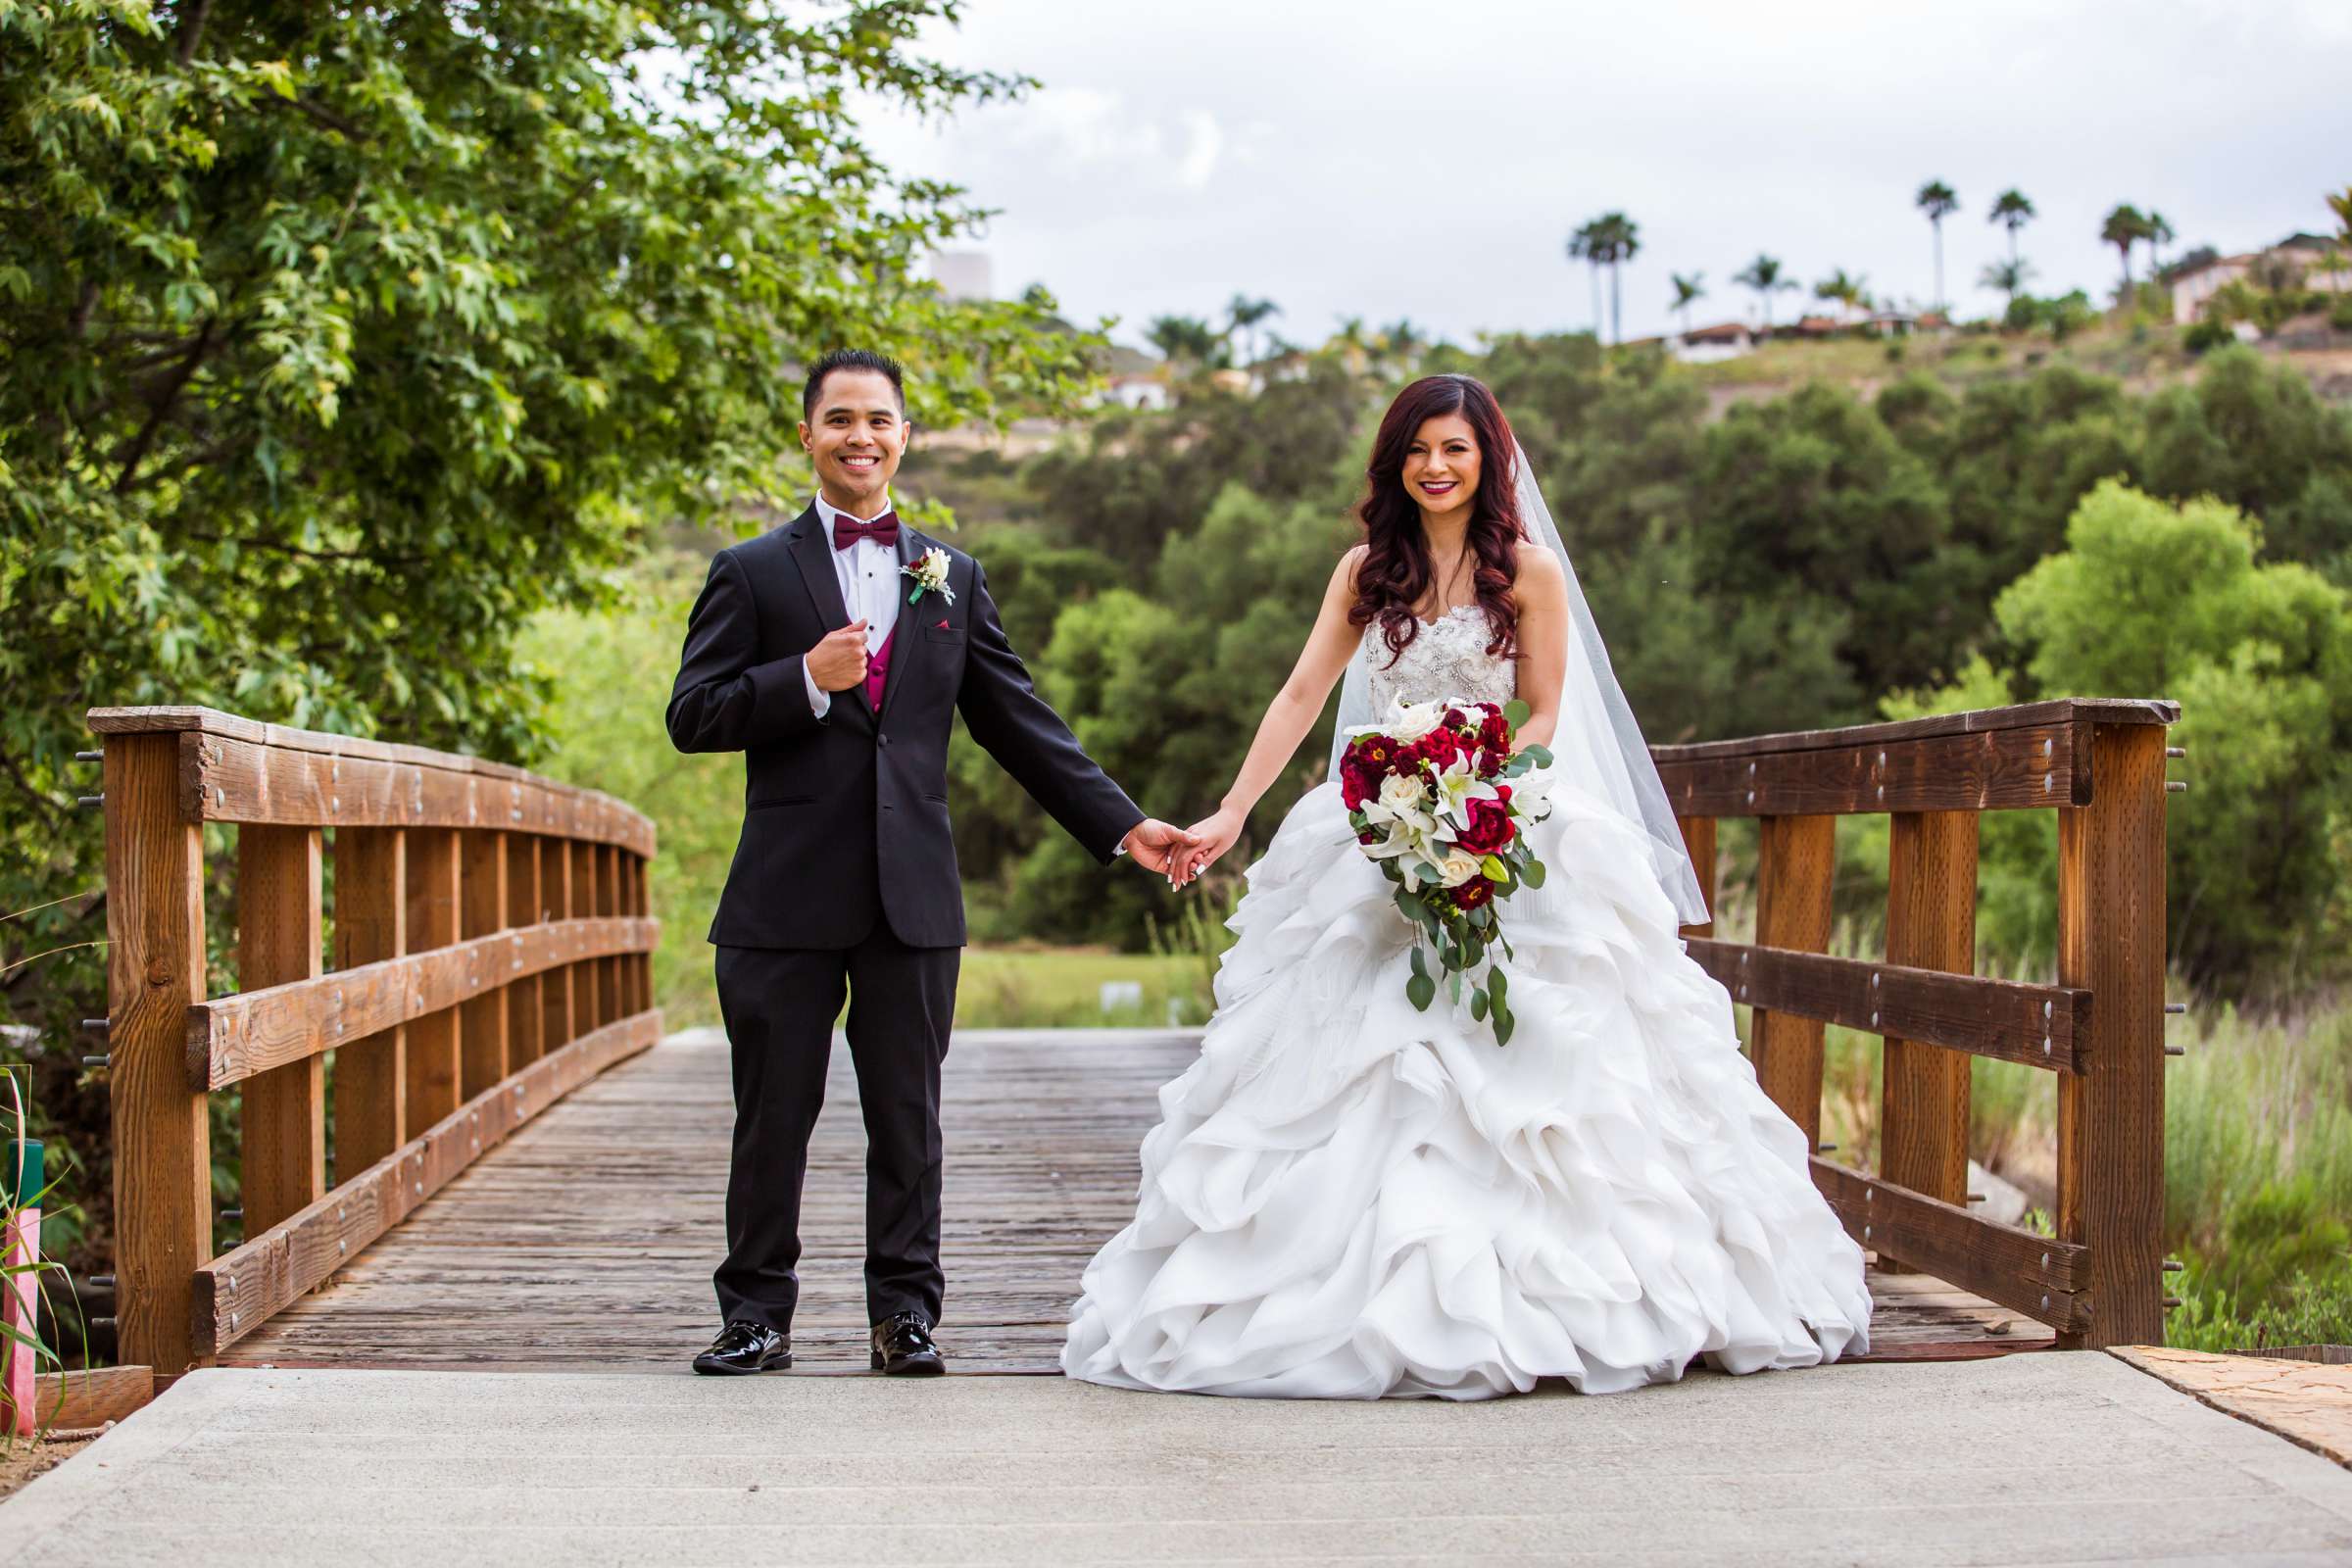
left=1349, top=373, right=1524, bottom=669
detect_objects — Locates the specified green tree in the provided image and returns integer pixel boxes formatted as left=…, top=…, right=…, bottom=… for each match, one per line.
left=1146, top=314, right=1226, bottom=371
left=1916, top=179, right=1960, bottom=309
left=1734, top=253, right=1798, bottom=329
left=1224, top=295, right=1281, bottom=368
left=2103, top=203, right=2151, bottom=297
left=0, top=0, right=1102, bottom=1222
left=1669, top=271, right=1706, bottom=336
left=2144, top=210, right=2177, bottom=277
left=1980, top=257, right=2036, bottom=308
left=1988, top=188, right=2036, bottom=269
left=1566, top=220, right=1605, bottom=336
left=1986, top=481, right=2352, bottom=985
left=1589, top=212, right=1641, bottom=346
left=1814, top=269, right=1871, bottom=322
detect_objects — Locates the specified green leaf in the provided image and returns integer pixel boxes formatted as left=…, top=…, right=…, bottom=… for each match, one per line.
left=1521, top=858, right=1546, bottom=889
left=1503, top=699, right=1531, bottom=729
left=1494, top=1003, right=1516, bottom=1047
left=1470, top=986, right=1489, bottom=1021
left=1406, top=971, right=1436, bottom=1010
left=1489, top=965, right=1509, bottom=1014
left=1409, top=943, right=1428, bottom=981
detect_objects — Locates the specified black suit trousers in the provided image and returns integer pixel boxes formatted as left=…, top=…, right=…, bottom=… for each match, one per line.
left=712, top=927, right=960, bottom=1333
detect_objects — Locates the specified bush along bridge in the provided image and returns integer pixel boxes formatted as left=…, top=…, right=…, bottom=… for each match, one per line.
left=63, top=696, right=2186, bottom=1396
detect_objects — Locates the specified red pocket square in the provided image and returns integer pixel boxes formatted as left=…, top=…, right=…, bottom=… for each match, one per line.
left=936, top=618, right=951, bottom=629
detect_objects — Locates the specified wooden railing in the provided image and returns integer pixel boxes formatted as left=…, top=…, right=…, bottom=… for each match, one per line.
left=1653, top=697, right=2180, bottom=1348
left=88, top=706, right=662, bottom=1378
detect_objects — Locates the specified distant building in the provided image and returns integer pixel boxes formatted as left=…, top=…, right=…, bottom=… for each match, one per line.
left=2170, top=233, right=2350, bottom=324
left=1100, top=371, right=1171, bottom=412
left=1666, top=321, right=1755, bottom=364
left=927, top=250, right=995, bottom=303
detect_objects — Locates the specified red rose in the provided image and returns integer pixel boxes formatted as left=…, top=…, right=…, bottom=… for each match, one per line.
left=1417, top=727, right=1462, bottom=768
left=1355, top=826, right=1381, bottom=845
left=1442, top=706, right=1467, bottom=730
left=1476, top=748, right=1503, bottom=780
left=1451, top=875, right=1495, bottom=911
left=1349, top=734, right=1397, bottom=778
left=1479, top=711, right=1510, bottom=750
left=1340, top=758, right=1373, bottom=810
left=1458, top=798, right=1516, bottom=854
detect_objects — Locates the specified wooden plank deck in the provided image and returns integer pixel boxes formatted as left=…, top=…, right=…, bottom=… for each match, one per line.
left=223, top=1027, right=2052, bottom=1374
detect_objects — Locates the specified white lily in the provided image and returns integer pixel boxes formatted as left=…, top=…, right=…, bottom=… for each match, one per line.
left=1429, top=751, right=1502, bottom=839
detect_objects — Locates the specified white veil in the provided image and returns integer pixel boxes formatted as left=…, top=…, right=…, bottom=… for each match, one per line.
left=1327, top=434, right=1712, bottom=927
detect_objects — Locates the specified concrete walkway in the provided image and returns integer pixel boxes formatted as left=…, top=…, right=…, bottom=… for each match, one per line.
left=6, top=1352, right=2352, bottom=1565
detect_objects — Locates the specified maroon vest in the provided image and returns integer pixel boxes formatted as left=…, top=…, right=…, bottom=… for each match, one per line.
left=864, top=620, right=898, bottom=710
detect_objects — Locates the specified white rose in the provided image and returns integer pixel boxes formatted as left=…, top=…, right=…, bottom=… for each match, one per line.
left=1385, top=698, right=1446, bottom=744
left=1377, top=772, right=1427, bottom=810
left=1437, top=850, right=1481, bottom=888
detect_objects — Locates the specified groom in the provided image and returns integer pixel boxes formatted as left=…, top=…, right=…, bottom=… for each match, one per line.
left=666, top=349, right=1197, bottom=1378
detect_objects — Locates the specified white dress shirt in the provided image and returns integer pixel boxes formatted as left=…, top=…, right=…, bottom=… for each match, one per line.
left=802, top=490, right=903, bottom=718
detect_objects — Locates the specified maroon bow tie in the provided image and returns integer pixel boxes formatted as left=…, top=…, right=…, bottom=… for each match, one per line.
left=830, top=511, right=899, bottom=551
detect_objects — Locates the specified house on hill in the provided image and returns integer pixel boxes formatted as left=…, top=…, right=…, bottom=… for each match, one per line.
left=2170, top=233, right=2351, bottom=324
left=1667, top=321, right=1755, bottom=364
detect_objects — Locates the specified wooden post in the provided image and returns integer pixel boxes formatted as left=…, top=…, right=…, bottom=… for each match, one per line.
left=598, top=843, right=620, bottom=1026
left=507, top=836, right=545, bottom=1066
left=1879, top=810, right=1980, bottom=1272
left=541, top=837, right=576, bottom=1053
left=1676, top=816, right=1717, bottom=940
left=237, top=825, right=325, bottom=1236
left=1750, top=814, right=1836, bottom=1150
left=2056, top=723, right=2169, bottom=1348
left=404, top=828, right=464, bottom=1126
left=574, top=841, right=604, bottom=1029
left=459, top=830, right=510, bottom=1098
left=104, top=733, right=212, bottom=1377
left=334, top=828, right=407, bottom=1176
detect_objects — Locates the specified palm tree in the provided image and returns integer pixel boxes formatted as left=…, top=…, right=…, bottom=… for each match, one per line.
left=1814, top=269, right=1870, bottom=323
left=1979, top=257, right=2035, bottom=307
left=2142, top=212, right=2175, bottom=279
left=1987, top=189, right=2035, bottom=269
left=1225, top=294, right=1280, bottom=367
left=1378, top=318, right=1429, bottom=369
left=1916, top=179, right=1959, bottom=309
left=1734, top=254, right=1798, bottom=329
left=1147, top=314, right=1224, bottom=369
left=1566, top=221, right=1605, bottom=336
left=2101, top=203, right=2148, bottom=297
left=1589, top=212, right=1641, bottom=345
left=1669, top=271, right=1706, bottom=336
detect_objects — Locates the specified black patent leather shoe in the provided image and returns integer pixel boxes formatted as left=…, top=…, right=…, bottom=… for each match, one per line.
left=693, top=1319, right=792, bottom=1375
left=870, top=1310, right=946, bottom=1375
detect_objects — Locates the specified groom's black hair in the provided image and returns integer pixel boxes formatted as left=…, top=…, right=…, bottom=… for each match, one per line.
left=802, top=349, right=907, bottom=420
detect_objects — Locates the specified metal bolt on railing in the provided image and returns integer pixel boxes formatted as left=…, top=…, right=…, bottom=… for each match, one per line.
left=81, top=1054, right=109, bottom=1067
left=2165, top=1044, right=2186, bottom=1056
left=2165, top=1002, right=2188, bottom=1014
left=90, top=1275, right=114, bottom=1289
left=220, top=1208, right=241, bottom=1222
left=81, top=1017, right=108, bottom=1033
left=1816, top=1142, right=1837, bottom=1153
left=1967, top=1193, right=1986, bottom=1202
left=75, top=750, right=102, bottom=762
left=2162, top=1295, right=2182, bottom=1309
left=2167, top=746, right=2186, bottom=759
left=77, top=795, right=103, bottom=809
left=2166, top=780, right=2188, bottom=793
left=2164, top=1259, right=2184, bottom=1272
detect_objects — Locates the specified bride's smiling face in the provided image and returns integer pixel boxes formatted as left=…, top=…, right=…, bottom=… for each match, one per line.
left=1400, top=414, right=1481, bottom=523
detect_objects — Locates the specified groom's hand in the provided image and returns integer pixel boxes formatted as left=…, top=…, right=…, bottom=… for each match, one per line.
left=806, top=619, right=870, bottom=692
left=1122, top=818, right=1201, bottom=887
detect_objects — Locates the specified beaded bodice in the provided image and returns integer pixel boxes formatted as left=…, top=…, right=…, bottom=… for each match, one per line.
left=1365, top=605, right=1517, bottom=712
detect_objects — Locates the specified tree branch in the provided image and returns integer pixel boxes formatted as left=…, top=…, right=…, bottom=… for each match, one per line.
left=174, top=0, right=212, bottom=66
left=110, top=318, right=215, bottom=496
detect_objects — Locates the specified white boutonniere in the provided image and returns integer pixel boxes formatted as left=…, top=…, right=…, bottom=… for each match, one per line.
left=902, top=546, right=956, bottom=607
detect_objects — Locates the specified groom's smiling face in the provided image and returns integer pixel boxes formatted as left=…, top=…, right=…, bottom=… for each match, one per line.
left=800, top=368, right=908, bottom=514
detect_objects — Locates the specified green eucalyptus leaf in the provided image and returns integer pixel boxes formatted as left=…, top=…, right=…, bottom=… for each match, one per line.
left=1406, top=971, right=1436, bottom=1010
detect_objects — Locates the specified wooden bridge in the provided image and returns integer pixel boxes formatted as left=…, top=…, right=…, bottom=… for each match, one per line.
left=71, top=697, right=2181, bottom=1381
left=14, top=699, right=2352, bottom=1563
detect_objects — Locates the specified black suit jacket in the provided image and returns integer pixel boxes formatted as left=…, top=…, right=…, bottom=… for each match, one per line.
left=666, top=505, right=1145, bottom=949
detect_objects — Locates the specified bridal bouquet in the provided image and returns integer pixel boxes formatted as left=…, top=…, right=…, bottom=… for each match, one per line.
left=1338, top=697, right=1554, bottom=1044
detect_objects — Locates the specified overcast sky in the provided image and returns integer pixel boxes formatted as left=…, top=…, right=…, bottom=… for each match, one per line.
left=856, top=0, right=2352, bottom=351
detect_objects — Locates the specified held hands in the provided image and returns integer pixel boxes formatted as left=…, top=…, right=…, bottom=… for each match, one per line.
left=1122, top=818, right=1205, bottom=889
left=1173, top=808, right=1244, bottom=888
left=807, top=618, right=870, bottom=692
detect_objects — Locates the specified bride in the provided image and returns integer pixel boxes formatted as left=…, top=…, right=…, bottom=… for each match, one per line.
left=1060, top=372, right=1873, bottom=1399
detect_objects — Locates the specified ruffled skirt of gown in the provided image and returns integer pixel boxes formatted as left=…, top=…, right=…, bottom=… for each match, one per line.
left=1060, top=774, right=1873, bottom=1399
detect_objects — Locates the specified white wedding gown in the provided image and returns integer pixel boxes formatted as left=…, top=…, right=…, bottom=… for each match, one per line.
left=1061, top=606, right=1874, bottom=1399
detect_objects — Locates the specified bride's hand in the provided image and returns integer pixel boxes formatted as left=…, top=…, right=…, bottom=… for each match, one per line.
left=1178, top=808, right=1244, bottom=886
